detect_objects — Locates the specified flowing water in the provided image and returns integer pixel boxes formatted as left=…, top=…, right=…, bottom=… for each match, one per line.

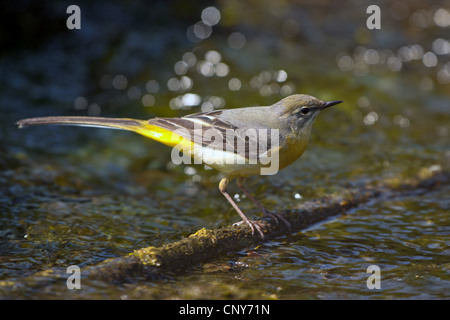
left=0, top=1, right=449, bottom=299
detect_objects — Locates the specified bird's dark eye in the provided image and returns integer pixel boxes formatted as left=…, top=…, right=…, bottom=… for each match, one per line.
left=300, top=107, right=309, bottom=115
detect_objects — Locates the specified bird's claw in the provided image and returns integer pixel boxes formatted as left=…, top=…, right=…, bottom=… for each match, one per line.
left=233, top=219, right=265, bottom=239
left=262, top=210, right=291, bottom=229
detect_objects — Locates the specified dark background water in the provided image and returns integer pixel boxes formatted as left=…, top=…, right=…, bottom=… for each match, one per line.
left=0, top=0, right=449, bottom=299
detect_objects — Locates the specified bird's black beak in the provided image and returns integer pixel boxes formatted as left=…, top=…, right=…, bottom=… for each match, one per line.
left=322, top=100, right=343, bottom=109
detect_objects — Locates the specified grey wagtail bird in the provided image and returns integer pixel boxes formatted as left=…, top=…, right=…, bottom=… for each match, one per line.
left=16, top=94, right=342, bottom=239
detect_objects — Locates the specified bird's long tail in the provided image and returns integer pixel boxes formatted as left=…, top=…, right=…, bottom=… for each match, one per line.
left=16, top=116, right=186, bottom=148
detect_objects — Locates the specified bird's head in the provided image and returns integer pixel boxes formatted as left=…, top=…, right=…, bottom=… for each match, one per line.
left=273, top=94, right=342, bottom=131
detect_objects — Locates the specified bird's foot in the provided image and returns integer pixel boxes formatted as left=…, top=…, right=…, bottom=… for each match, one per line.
left=233, top=218, right=265, bottom=239
left=262, top=210, right=291, bottom=229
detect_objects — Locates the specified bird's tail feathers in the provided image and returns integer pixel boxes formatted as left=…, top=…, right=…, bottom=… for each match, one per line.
left=16, top=116, right=147, bottom=131
left=16, top=116, right=186, bottom=148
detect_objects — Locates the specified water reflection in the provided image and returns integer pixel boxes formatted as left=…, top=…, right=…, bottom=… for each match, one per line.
left=187, top=6, right=221, bottom=43
left=112, top=74, right=128, bottom=90
left=335, top=4, right=450, bottom=87
left=432, top=38, right=450, bottom=55
left=433, top=8, right=450, bottom=27
left=228, top=32, right=246, bottom=49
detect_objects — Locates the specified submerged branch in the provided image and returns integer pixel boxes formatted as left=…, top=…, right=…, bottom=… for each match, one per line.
left=1, top=167, right=448, bottom=291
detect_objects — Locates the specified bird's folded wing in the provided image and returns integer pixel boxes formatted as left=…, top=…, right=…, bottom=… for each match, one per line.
left=149, top=110, right=275, bottom=160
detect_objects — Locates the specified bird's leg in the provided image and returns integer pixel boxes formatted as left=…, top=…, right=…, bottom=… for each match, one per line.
left=236, top=177, right=291, bottom=229
left=219, top=177, right=265, bottom=239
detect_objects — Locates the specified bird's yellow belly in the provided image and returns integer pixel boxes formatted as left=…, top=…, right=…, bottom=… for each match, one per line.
left=277, top=136, right=309, bottom=171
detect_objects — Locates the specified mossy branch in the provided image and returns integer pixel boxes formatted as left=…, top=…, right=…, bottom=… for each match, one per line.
left=90, top=167, right=448, bottom=282
left=1, top=167, right=448, bottom=292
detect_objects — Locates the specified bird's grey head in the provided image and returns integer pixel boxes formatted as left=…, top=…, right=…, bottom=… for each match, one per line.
left=273, top=94, right=343, bottom=129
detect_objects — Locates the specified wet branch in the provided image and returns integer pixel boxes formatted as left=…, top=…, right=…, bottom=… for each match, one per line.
left=88, top=167, right=448, bottom=282
left=1, top=167, right=448, bottom=290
